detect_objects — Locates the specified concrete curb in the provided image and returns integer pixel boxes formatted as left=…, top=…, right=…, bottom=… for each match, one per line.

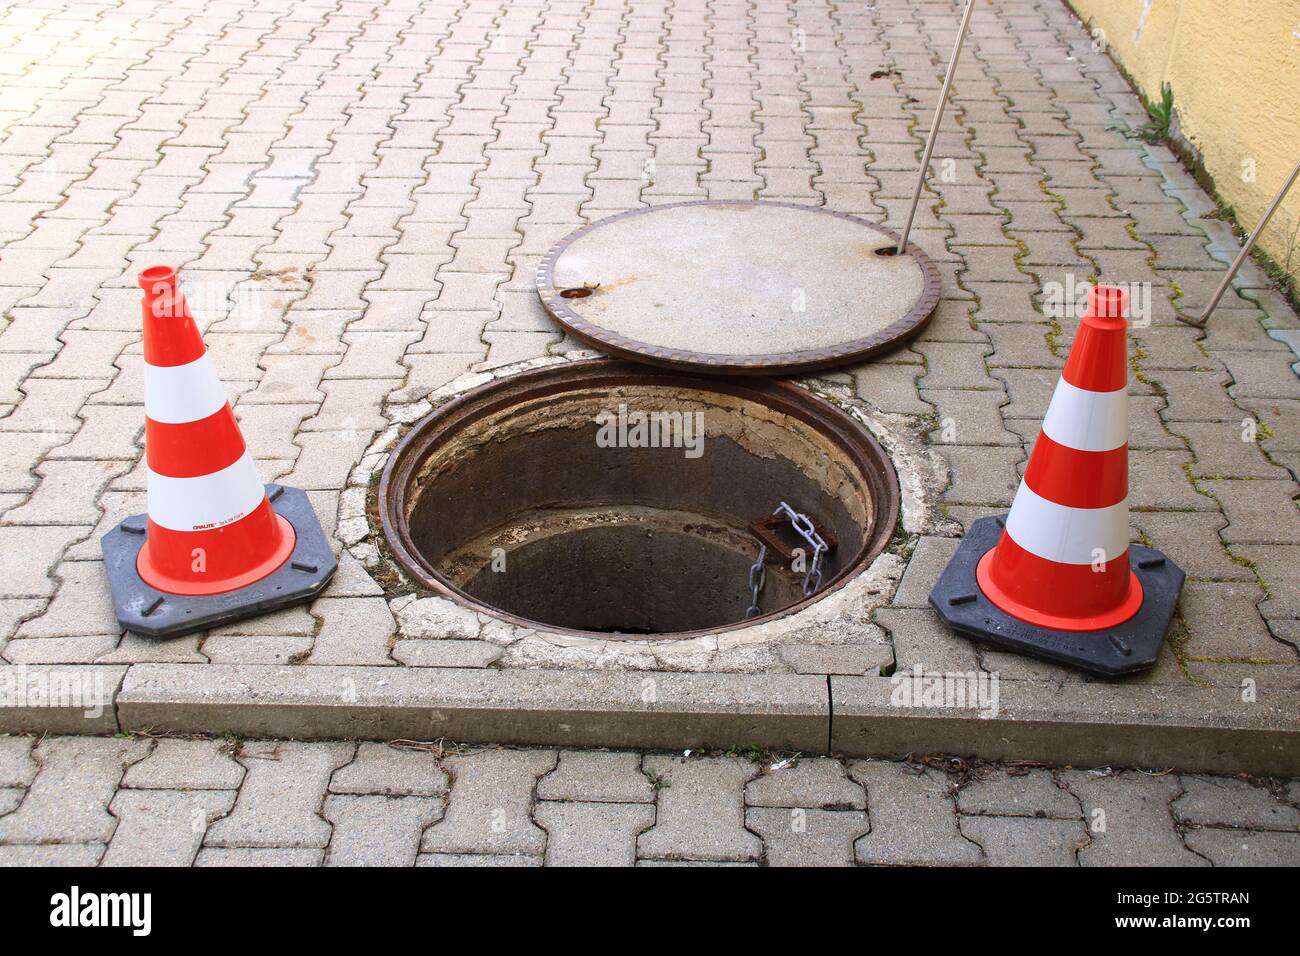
left=0, top=665, right=124, bottom=734
left=114, top=664, right=831, bottom=753
left=832, top=677, right=1300, bottom=776
left=2, top=663, right=1297, bottom=776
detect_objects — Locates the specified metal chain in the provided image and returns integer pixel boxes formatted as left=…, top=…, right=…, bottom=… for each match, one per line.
left=776, top=501, right=828, bottom=596
left=744, top=501, right=829, bottom=618
left=744, top=543, right=767, bottom=618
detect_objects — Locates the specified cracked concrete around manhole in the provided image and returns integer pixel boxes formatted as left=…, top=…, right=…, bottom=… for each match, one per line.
left=351, top=352, right=951, bottom=675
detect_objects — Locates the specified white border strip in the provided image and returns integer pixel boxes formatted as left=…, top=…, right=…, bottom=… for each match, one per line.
left=147, top=452, right=265, bottom=532
left=1040, top=378, right=1127, bottom=453
left=1005, top=482, right=1129, bottom=566
left=145, top=353, right=228, bottom=425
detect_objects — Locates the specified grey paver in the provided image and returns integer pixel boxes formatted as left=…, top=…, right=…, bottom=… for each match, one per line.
left=1172, top=776, right=1300, bottom=830
left=204, top=742, right=353, bottom=849
left=746, top=807, right=869, bottom=867
left=0, top=788, right=22, bottom=815
left=745, top=757, right=866, bottom=810
left=121, top=738, right=245, bottom=791
left=195, top=847, right=325, bottom=867
left=892, top=537, right=961, bottom=608
left=1183, top=829, right=1300, bottom=866
left=960, top=816, right=1087, bottom=866
left=850, top=761, right=983, bottom=866
left=536, top=801, right=655, bottom=867
left=536, top=751, right=654, bottom=804
left=1204, top=479, right=1300, bottom=545
left=420, top=748, right=555, bottom=856
left=417, top=852, right=542, bottom=867
left=0, top=736, right=37, bottom=787
left=638, top=756, right=762, bottom=862
left=329, top=743, right=449, bottom=797
left=958, top=769, right=1081, bottom=819
left=0, top=736, right=147, bottom=844
left=1062, top=770, right=1206, bottom=867
left=104, top=789, right=236, bottom=867
left=324, top=794, right=444, bottom=867
left=0, top=843, right=105, bottom=867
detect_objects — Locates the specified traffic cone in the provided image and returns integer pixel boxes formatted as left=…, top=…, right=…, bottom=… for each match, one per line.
left=101, top=265, right=336, bottom=638
left=928, top=285, right=1184, bottom=675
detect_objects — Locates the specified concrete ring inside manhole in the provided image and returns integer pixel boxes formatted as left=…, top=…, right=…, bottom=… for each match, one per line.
left=378, top=360, right=900, bottom=639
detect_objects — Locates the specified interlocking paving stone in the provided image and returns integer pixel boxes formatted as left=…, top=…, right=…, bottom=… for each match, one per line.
left=420, top=748, right=555, bottom=856
left=121, top=738, right=245, bottom=791
left=204, top=742, right=354, bottom=849
left=957, top=769, right=1081, bottom=819
left=638, top=755, right=762, bottom=863
left=0, top=843, right=105, bottom=867
left=417, top=852, right=542, bottom=867
left=1175, top=421, right=1290, bottom=480
left=745, top=757, right=866, bottom=810
left=1183, top=829, right=1300, bottom=866
left=0, top=736, right=146, bottom=844
left=390, top=639, right=503, bottom=668
left=1061, top=770, right=1206, bottom=867
left=0, top=736, right=37, bottom=787
left=1202, top=479, right=1300, bottom=545
left=1178, top=582, right=1291, bottom=661
left=104, top=788, right=236, bottom=867
left=879, top=606, right=983, bottom=672
left=1232, top=545, right=1300, bottom=622
left=0, top=788, right=22, bottom=815
left=746, top=807, right=869, bottom=867
left=195, top=847, right=325, bottom=867
left=307, top=597, right=397, bottom=666
left=891, top=537, right=960, bottom=608
left=849, top=762, right=983, bottom=866
left=536, top=751, right=654, bottom=804
left=329, top=742, right=449, bottom=797
left=1130, top=512, right=1255, bottom=582
left=1172, top=776, right=1300, bottom=830
left=960, top=816, right=1087, bottom=866
left=323, top=794, right=445, bottom=867
left=535, top=801, right=655, bottom=867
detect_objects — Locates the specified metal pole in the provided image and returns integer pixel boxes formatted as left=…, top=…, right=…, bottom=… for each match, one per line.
left=1187, top=156, right=1300, bottom=327
left=897, top=0, right=977, bottom=254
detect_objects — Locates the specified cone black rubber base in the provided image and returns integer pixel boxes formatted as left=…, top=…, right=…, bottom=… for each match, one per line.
left=101, top=484, right=337, bottom=639
left=928, top=515, right=1185, bottom=677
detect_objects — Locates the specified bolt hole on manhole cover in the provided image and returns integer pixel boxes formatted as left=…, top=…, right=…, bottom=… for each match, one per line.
left=379, top=361, right=900, bottom=639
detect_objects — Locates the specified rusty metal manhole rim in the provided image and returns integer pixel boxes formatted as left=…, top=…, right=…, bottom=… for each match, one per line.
left=535, top=200, right=943, bottom=376
left=377, top=358, right=902, bottom=642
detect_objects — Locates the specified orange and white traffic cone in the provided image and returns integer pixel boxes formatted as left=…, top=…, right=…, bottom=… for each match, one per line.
left=101, top=266, right=336, bottom=637
left=929, top=285, right=1184, bottom=675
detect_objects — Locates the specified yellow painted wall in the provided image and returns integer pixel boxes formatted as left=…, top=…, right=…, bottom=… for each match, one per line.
left=1068, top=0, right=1300, bottom=271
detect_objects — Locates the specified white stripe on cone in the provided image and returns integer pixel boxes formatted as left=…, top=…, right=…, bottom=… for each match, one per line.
left=145, top=352, right=228, bottom=425
left=1039, top=378, right=1127, bottom=453
left=146, top=451, right=266, bottom=531
left=1004, top=483, right=1129, bottom=566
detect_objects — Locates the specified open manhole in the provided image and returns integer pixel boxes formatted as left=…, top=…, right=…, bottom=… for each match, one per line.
left=378, top=360, right=900, bottom=639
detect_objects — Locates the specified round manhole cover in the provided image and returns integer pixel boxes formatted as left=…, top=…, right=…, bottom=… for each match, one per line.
left=536, top=200, right=941, bottom=375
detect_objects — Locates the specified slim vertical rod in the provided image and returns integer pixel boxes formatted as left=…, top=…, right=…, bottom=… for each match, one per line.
left=897, top=0, right=977, bottom=254
left=1192, top=156, right=1300, bottom=326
